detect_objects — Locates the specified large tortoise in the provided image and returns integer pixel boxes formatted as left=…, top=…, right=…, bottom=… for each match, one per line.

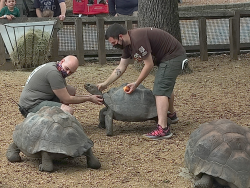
left=6, top=106, right=101, bottom=172
left=84, top=83, right=170, bottom=136
left=185, top=119, right=250, bottom=188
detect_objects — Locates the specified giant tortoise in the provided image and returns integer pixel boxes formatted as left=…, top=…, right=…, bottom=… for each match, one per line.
left=84, top=83, right=171, bottom=136
left=185, top=119, right=250, bottom=188
left=6, top=106, right=101, bottom=172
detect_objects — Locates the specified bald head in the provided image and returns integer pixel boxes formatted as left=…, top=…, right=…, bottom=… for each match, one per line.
left=62, top=55, right=79, bottom=76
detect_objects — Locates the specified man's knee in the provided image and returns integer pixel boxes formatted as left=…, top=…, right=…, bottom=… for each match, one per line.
left=61, top=104, right=74, bottom=115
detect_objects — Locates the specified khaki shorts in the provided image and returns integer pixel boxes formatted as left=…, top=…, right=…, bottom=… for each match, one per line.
left=153, top=54, right=186, bottom=98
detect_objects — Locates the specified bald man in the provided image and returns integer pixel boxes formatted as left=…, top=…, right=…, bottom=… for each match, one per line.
left=19, top=55, right=103, bottom=117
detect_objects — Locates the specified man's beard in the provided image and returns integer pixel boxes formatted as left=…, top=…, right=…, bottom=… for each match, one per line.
left=113, top=39, right=124, bottom=49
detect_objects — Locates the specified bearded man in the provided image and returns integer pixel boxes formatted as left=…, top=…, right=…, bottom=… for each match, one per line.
left=97, top=24, right=187, bottom=140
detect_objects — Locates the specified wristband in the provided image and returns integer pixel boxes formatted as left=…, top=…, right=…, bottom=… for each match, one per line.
left=3, top=15, right=7, bottom=18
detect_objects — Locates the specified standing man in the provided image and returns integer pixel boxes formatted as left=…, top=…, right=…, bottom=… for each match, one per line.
left=34, top=0, right=66, bottom=20
left=97, top=23, right=187, bottom=140
left=19, top=55, right=103, bottom=117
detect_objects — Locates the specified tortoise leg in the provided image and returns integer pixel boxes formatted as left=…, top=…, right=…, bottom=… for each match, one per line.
left=39, top=151, right=53, bottom=172
left=85, top=148, right=101, bottom=169
left=194, top=174, right=213, bottom=188
left=105, top=108, right=113, bottom=136
left=6, top=142, right=21, bottom=162
left=98, top=107, right=107, bottom=129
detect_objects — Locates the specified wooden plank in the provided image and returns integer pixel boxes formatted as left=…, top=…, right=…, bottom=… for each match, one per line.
left=96, top=18, right=106, bottom=65
left=75, top=18, right=85, bottom=65
left=229, top=17, right=238, bottom=60
left=50, top=27, right=60, bottom=61
left=125, top=20, right=133, bottom=30
left=198, top=17, right=208, bottom=61
left=234, top=11, right=240, bottom=54
left=0, top=33, right=6, bottom=65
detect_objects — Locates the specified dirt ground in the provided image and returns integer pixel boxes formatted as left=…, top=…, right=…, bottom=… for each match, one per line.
left=1, top=1, right=250, bottom=188
left=1, top=53, right=250, bottom=188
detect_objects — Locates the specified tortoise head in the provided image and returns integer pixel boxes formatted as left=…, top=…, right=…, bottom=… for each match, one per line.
left=84, top=83, right=103, bottom=96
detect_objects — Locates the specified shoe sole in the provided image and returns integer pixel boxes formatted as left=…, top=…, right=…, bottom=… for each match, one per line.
left=142, top=133, right=173, bottom=140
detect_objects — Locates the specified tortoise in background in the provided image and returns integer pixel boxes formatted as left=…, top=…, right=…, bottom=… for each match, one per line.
left=6, top=106, right=101, bottom=172
left=185, top=119, right=250, bottom=188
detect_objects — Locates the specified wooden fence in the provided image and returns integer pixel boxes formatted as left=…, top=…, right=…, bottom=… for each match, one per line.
left=1, top=9, right=250, bottom=69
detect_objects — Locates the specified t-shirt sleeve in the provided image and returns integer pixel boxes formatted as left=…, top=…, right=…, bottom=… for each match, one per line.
left=33, top=0, right=40, bottom=9
left=46, top=70, right=66, bottom=90
left=0, top=7, right=7, bottom=16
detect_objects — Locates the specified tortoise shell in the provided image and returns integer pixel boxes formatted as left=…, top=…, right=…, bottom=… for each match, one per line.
left=13, top=106, right=93, bottom=158
left=185, top=119, right=250, bottom=188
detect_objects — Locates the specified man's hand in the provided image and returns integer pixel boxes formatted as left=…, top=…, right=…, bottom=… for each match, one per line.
left=6, top=15, right=15, bottom=20
left=125, top=82, right=137, bottom=94
left=59, top=14, right=65, bottom=21
left=97, top=83, right=107, bottom=92
left=90, top=95, right=103, bottom=105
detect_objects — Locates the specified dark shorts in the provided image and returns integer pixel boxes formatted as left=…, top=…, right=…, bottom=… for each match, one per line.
left=28, top=101, right=62, bottom=114
left=153, top=54, right=187, bottom=98
left=28, top=95, right=61, bottom=114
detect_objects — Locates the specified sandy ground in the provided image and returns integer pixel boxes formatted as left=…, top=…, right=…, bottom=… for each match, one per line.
left=1, top=53, right=250, bottom=187
left=1, top=1, right=250, bottom=188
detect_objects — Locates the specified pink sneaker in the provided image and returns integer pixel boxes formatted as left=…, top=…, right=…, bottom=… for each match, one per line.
left=143, top=124, right=173, bottom=140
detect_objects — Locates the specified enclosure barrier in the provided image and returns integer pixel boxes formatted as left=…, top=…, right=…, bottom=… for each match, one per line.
left=0, top=9, right=250, bottom=69
left=0, top=20, right=56, bottom=68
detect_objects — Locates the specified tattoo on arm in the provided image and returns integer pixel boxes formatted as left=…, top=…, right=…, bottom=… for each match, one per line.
left=115, top=69, right=121, bottom=76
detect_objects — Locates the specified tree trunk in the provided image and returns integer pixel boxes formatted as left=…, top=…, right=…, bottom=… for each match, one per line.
left=138, top=0, right=182, bottom=43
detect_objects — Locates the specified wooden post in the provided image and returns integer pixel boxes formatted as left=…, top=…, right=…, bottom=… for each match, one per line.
left=75, top=18, right=85, bottom=65
left=50, top=20, right=61, bottom=62
left=0, top=33, right=6, bottom=64
left=234, top=11, right=240, bottom=55
left=96, top=18, right=106, bottom=65
left=229, top=17, right=238, bottom=60
left=198, top=17, right=208, bottom=61
left=125, top=20, right=133, bottom=30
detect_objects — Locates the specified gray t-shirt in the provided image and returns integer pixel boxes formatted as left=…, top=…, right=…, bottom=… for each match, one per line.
left=122, top=27, right=186, bottom=66
left=19, top=62, right=66, bottom=109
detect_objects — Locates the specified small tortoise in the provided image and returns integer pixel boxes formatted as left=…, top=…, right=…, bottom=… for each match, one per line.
left=185, top=119, right=250, bottom=188
left=6, top=106, right=101, bottom=172
left=84, top=83, right=169, bottom=136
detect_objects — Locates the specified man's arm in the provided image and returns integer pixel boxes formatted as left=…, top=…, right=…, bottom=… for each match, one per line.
left=59, top=2, right=66, bottom=20
left=36, top=8, right=43, bottom=17
left=53, top=87, right=103, bottom=105
left=98, top=58, right=131, bottom=91
left=126, top=53, right=154, bottom=93
left=134, top=53, right=154, bottom=86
